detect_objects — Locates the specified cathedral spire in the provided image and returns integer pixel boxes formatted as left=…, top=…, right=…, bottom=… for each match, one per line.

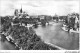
left=20, top=5, right=22, bottom=13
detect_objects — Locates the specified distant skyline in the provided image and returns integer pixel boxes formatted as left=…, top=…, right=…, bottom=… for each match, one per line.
left=0, top=0, right=79, bottom=16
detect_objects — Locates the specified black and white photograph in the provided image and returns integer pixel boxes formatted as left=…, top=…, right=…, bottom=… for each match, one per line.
left=0, top=0, right=79, bottom=50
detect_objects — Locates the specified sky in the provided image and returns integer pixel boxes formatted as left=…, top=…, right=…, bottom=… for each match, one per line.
left=0, top=0, right=79, bottom=16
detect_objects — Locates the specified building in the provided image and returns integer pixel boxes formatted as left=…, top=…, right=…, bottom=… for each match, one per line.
left=14, top=6, right=29, bottom=18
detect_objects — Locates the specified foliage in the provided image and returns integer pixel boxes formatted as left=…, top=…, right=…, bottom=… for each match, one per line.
left=1, top=16, right=59, bottom=50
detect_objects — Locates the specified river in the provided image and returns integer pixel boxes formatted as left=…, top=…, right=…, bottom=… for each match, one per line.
left=34, top=21, right=79, bottom=50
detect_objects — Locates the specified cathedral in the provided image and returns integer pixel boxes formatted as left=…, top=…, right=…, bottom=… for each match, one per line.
left=14, top=6, right=29, bottom=18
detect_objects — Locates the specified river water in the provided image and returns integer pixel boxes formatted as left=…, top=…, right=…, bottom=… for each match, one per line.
left=34, top=21, right=79, bottom=50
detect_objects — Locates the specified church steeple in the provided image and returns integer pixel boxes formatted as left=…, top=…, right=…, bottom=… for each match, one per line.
left=20, top=5, right=22, bottom=13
